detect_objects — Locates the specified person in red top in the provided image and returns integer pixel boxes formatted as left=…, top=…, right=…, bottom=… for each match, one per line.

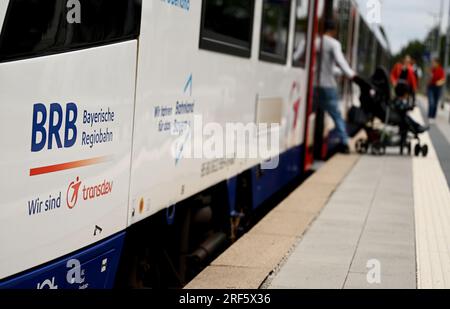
left=427, top=58, right=446, bottom=122
left=390, top=55, right=418, bottom=96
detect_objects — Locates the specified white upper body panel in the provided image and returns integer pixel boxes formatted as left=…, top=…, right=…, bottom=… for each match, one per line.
left=128, top=0, right=311, bottom=223
left=0, top=1, right=7, bottom=27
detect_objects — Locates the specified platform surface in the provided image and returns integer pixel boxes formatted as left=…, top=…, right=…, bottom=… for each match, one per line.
left=267, top=99, right=450, bottom=289
left=267, top=155, right=417, bottom=289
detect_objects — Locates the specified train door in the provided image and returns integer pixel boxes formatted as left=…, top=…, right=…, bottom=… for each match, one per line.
left=0, top=0, right=140, bottom=288
left=328, top=0, right=358, bottom=148
left=302, top=0, right=323, bottom=170
left=337, top=0, right=357, bottom=109
left=310, top=0, right=331, bottom=161
left=312, top=0, right=356, bottom=160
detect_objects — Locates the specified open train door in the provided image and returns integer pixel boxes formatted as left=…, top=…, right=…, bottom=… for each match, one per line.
left=303, top=0, right=324, bottom=170
left=310, top=0, right=357, bottom=161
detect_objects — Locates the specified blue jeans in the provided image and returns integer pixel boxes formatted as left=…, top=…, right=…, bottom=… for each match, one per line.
left=428, top=85, right=442, bottom=119
left=316, top=87, right=349, bottom=145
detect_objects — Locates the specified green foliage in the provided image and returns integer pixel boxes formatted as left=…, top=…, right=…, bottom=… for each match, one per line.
left=393, top=40, right=427, bottom=68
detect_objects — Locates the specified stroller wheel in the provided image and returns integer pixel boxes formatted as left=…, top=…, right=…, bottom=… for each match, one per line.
left=407, top=142, right=412, bottom=156
left=371, top=142, right=386, bottom=156
left=355, top=139, right=369, bottom=154
left=422, top=145, right=429, bottom=157
left=414, top=144, right=421, bottom=157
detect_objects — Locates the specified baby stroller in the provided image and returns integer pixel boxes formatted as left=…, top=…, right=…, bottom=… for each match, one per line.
left=349, top=67, right=429, bottom=157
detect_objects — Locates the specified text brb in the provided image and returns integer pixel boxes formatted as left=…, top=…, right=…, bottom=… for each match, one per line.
left=32, top=103, right=78, bottom=152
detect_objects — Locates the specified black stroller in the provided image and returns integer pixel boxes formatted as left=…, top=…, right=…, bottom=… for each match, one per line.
left=349, top=67, right=429, bottom=157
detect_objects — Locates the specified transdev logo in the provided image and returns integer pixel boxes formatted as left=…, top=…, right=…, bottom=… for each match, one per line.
left=290, top=81, right=301, bottom=130
left=67, top=177, right=82, bottom=209
left=66, top=177, right=113, bottom=209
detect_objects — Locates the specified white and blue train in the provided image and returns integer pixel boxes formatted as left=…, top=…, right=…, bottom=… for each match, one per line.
left=0, top=0, right=389, bottom=288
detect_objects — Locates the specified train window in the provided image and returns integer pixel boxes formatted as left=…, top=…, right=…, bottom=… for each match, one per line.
left=200, top=0, right=255, bottom=58
left=292, top=0, right=310, bottom=68
left=0, top=0, right=142, bottom=63
left=259, top=0, right=291, bottom=64
left=337, top=0, right=351, bottom=55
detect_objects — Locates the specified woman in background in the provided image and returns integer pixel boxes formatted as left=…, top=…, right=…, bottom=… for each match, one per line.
left=427, top=58, right=446, bottom=124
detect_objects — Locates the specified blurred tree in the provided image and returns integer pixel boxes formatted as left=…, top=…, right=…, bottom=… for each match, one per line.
left=393, top=40, right=427, bottom=68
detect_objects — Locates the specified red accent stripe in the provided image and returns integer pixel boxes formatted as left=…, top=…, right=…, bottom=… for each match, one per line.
left=303, top=0, right=319, bottom=171
left=30, top=156, right=110, bottom=176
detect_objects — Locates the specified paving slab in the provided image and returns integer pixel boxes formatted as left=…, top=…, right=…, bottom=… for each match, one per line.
left=269, top=261, right=349, bottom=289
left=274, top=196, right=330, bottom=214
left=211, top=233, right=296, bottom=270
left=344, top=272, right=416, bottom=289
left=250, top=210, right=316, bottom=237
left=184, top=266, right=269, bottom=289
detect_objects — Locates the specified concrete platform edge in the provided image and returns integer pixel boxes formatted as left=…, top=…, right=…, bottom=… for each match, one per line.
left=185, top=154, right=360, bottom=289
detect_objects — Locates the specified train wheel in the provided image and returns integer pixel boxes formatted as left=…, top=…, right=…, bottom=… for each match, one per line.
left=371, top=142, right=385, bottom=156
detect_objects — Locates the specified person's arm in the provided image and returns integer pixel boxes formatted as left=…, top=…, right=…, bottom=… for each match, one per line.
left=436, top=80, right=446, bottom=86
left=331, top=39, right=355, bottom=79
left=293, top=39, right=306, bottom=62
left=436, top=67, right=446, bottom=86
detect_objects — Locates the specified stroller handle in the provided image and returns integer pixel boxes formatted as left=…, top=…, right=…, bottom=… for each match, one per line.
left=353, top=75, right=375, bottom=91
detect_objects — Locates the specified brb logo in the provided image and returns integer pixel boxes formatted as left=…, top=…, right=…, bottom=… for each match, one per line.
left=31, top=103, right=78, bottom=152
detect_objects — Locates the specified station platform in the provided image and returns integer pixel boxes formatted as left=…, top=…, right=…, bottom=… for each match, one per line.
left=186, top=98, right=450, bottom=289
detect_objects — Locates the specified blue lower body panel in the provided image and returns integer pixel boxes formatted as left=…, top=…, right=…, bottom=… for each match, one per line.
left=251, top=145, right=304, bottom=209
left=226, top=176, right=238, bottom=216
left=0, top=232, right=125, bottom=289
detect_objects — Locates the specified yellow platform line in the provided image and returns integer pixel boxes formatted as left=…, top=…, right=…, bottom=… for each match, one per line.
left=411, top=106, right=450, bottom=289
